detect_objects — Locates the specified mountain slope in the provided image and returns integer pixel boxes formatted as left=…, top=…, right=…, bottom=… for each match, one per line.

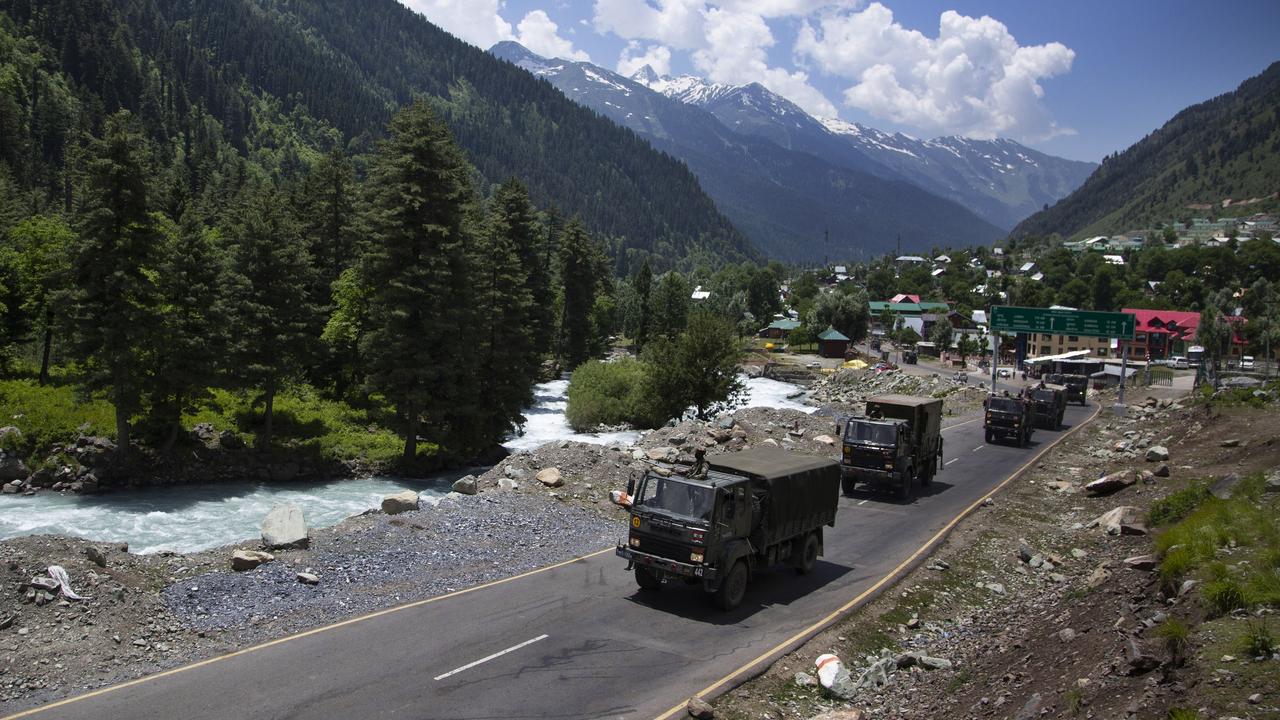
left=1012, top=61, right=1280, bottom=240
left=636, top=70, right=1096, bottom=230
left=0, top=0, right=754, bottom=270
left=492, top=43, right=1004, bottom=262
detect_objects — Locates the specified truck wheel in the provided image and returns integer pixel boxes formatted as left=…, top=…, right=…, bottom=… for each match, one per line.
left=714, top=561, right=748, bottom=610
left=796, top=533, right=819, bottom=575
left=841, top=476, right=856, bottom=495
left=635, top=566, right=662, bottom=592
left=984, top=430, right=993, bottom=444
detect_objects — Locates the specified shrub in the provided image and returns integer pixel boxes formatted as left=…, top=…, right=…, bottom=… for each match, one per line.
left=1156, top=618, right=1190, bottom=666
left=1203, top=577, right=1247, bottom=615
left=1167, top=709, right=1200, bottom=720
left=0, top=379, right=115, bottom=456
left=564, top=358, right=652, bottom=431
left=1241, top=618, right=1274, bottom=657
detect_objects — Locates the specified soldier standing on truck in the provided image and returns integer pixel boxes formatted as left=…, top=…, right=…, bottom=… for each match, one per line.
left=688, top=448, right=709, bottom=479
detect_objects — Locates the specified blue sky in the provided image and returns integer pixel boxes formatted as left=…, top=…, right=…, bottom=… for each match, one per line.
left=402, top=1, right=1279, bottom=163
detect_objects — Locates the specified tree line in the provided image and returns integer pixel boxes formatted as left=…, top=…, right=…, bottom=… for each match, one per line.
left=0, top=101, right=617, bottom=467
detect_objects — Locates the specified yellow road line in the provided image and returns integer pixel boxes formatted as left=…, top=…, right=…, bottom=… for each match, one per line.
left=0, top=547, right=614, bottom=719
left=652, top=402, right=1101, bottom=720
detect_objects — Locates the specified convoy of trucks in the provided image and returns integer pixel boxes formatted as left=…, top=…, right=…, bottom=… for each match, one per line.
left=617, top=359, right=1090, bottom=609
left=838, top=395, right=943, bottom=499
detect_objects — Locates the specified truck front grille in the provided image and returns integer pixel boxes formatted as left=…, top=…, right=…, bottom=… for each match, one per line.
left=634, top=534, right=693, bottom=562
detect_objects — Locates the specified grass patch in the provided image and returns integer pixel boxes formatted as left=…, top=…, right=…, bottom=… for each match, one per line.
left=1064, top=686, right=1084, bottom=715
left=946, top=669, right=971, bottom=693
left=1240, top=618, right=1274, bottom=658
left=1167, top=709, right=1200, bottom=720
left=1155, top=618, right=1190, bottom=666
left=0, top=378, right=115, bottom=455
left=1148, top=481, right=1211, bottom=526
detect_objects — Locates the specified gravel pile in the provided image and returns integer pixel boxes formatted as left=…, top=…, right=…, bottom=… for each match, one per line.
left=809, top=368, right=987, bottom=416
left=162, top=492, right=618, bottom=638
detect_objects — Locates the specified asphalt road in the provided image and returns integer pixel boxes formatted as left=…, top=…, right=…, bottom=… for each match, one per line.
left=9, top=403, right=1094, bottom=720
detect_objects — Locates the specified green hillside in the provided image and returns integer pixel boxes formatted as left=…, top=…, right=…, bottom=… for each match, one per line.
left=1011, top=61, right=1280, bottom=240
left=0, top=0, right=753, bottom=270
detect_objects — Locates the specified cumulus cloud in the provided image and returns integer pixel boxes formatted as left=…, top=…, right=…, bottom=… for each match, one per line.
left=617, top=41, right=674, bottom=77
left=795, top=3, right=1075, bottom=140
left=517, top=10, right=591, bottom=61
left=402, top=2, right=590, bottom=61
left=592, top=0, right=708, bottom=50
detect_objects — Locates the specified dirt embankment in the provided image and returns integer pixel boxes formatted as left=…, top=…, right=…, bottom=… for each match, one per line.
left=713, top=388, right=1280, bottom=720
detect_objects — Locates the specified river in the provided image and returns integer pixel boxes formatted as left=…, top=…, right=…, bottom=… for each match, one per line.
left=0, top=375, right=810, bottom=554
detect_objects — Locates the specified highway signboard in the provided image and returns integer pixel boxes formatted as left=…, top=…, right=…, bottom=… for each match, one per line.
left=990, top=306, right=1136, bottom=339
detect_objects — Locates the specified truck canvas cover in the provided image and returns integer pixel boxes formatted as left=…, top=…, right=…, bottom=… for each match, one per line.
left=708, top=447, right=840, bottom=542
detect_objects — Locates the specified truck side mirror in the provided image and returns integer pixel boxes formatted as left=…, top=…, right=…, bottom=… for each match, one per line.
left=626, top=477, right=636, bottom=497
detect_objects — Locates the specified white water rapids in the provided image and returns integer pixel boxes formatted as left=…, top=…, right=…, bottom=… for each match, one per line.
left=0, top=375, right=810, bottom=553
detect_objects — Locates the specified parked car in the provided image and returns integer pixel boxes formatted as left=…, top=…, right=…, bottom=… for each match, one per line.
left=1170, top=356, right=1189, bottom=370
left=1241, top=356, right=1255, bottom=370
left=997, top=368, right=1012, bottom=378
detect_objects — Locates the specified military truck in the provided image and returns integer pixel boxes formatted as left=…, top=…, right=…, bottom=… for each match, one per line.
left=1027, top=386, right=1066, bottom=430
left=1060, top=374, right=1088, bottom=405
left=616, top=447, right=840, bottom=611
left=984, top=393, right=1033, bottom=445
left=838, top=395, right=944, bottom=499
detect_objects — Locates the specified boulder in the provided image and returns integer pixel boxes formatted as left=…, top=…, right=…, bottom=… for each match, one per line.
left=685, top=697, right=714, bottom=719
left=1123, top=554, right=1158, bottom=571
left=498, top=478, right=520, bottom=492
left=1, top=482, right=18, bottom=494
left=452, top=475, right=478, bottom=495
left=1145, top=445, right=1169, bottom=462
left=536, top=468, right=563, bottom=487
left=503, top=465, right=527, bottom=480
left=813, top=434, right=837, bottom=446
left=260, top=504, right=309, bottom=549
left=27, top=577, right=59, bottom=593
left=1088, top=506, right=1146, bottom=535
left=645, top=447, right=675, bottom=461
left=0, top=454, right=28, bottom=482
left=296, top=572, right=320, bottom=585
left=84, top=546, right=108, bottom=568
left=1125, top=637, right=1159, bottom=675
left=1210, top=473, right=1242, bottom=500
left=1153, top=464, right=1170, bottom=478
left=1085, top=470, right=1136, bottom=495
left=1265, top=471, right=1280, bottom=494
left=1086, top=564, right=1112, bottom=588
left=381, top=491, right=420, bottom=515
left=231, top=549, right=274, bottom=571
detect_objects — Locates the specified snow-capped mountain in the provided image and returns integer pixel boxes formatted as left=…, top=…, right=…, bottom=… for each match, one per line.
left=631, top=67, right=1096, bottom=230
left=489, top=41, right=1005, bottom=262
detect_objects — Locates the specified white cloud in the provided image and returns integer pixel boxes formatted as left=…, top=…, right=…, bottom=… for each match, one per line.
left=401, top=0, right=513, bottom=49
left=618, top=41, right=673, bottom=77
left=795, top=3, right=1075, bottom=140
left=516, top=10, right=591, bottom=61
left=592, top=0, right=709, bottom=50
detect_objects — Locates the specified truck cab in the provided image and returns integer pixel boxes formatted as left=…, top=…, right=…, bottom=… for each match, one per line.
left=1027, top=386, right=1066, bottom=430
left=616, top=448, right=839, bottom=610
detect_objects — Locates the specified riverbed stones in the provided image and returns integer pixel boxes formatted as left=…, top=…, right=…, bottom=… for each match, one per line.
left=536, top=467, right=563, bottom=487
left=231, top=550, right=274, bottom=571
left=498, top=478, right=519, bottom=492
left=261, top=504, right=310, bottom=549
left=452, top=475, right=479, bottom=495
left=84, top=546, right=108, bottom=568
left=381, top=491, right=420, bottom=515
left=1144, top=445, right=1169, bottom=462
left=0, top=453, right=28, bottom=481
left=296, top=572, right=319, bottom=585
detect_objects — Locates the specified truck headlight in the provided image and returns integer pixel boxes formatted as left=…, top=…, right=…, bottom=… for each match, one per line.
left=690, top=551, right=704, bottom=563
left=629, top=536, right=641, bottom=548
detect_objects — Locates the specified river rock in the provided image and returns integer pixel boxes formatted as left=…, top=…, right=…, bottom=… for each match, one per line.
left=231, top=550, right=274, bottom=571
left=536, top=468, right=563, bottom=487
left=27, top=577, right=59, bottom=593
left=645, top=447, right=676, bottom=462
left=296, top=571, right=320, bottom=585
left=1125, top=637, right=1159, bottom=674
left=381, top=491, right=420, bottom=515
left=1153, top=463, right=1170, bottom=478
left=813, top=434, right=837, bottom=446
left=1144, top=445, right=1169, bottom=462
left=503, top=465, right=527, bottom=480
left=1210, top=473, right=1243, bottom=500
left=0, top=454, right=27, bottom=482
left=1085, top=470, right=1136, bottom=495
left=261, top=504, right=309, bottom=549
left=84, top=546, right=108, bottom=568
left=498, top=477, right=519, bottom=492
left=452, top=475, right=478, bottom=495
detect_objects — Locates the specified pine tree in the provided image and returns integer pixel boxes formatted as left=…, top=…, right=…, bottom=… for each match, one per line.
left=10, top=215, right=75, bottom=386
left=147, top=211, right=232, bottom=453
left=297, top=147, right=357, bottom=292
left=650, top=271, right=692, bottom=341
left=360, top=100, right=477, bottom=465
left=632, top=260, right=652, bottom=351
left=224, top=187, right=318, bottom=448
left=493, top=178, right=553, bottom=356
left=70, top=110, right=162, bottom=461
left=557, top=217, right=603, bottom=369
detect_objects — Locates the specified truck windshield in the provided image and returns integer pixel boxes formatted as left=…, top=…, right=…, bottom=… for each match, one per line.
left=635, top=476, right=714, bottom=521
left=845, top=420, right=896, bottom=445
left=988, top=398, right=1021, bottom=413
left=1030, top=390, right=1055, bottom=402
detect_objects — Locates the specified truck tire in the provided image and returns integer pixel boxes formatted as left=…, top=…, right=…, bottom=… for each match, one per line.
left=714, top=561, right=748, bottom=611
left=984, top=429, right=993, bottom=444
left=841, top=476, right=856, bottom=495
left=635, top=566, right=663, bottom=592
left=796, top=532, right=819, bottom=575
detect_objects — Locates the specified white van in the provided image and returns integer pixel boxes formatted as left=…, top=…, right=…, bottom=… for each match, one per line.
left=1170, top=356, right=1189, bottom=370
left=1241, top=355, right=1255, bottom=370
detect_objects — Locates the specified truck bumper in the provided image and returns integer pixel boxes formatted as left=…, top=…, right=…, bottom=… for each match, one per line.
left=616, top=546, right=717, bottom=581
left=841, top=466, right=899, bottom=481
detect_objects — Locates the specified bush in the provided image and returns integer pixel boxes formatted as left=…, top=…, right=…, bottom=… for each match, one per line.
left=1241, top=618, right=1274, bottom=657
left=564, top=358, right=652, bottom=431
left=1203, top=577, right=1247, bottom=615
left=1156, top=618, right=1190, bottom=666
left=0, top=379, right=115, bottom=456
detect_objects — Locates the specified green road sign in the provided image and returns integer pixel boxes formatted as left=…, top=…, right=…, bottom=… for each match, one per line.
left=990, top=306, right=1136, bottom=339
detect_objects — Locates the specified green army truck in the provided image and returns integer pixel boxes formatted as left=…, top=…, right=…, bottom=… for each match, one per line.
left=616, top=447, right=840, bottom=611
left=984, top=393, right=1033, bottom=446
left=839, top=395, right=944, bottom=499
left=1027, top=386, right=1066, bottom=430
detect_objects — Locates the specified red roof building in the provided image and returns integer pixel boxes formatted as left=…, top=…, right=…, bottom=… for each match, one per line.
left=1119, top=308, right=1246, bottom=359
left=890, top=293, right=921, bottom=304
